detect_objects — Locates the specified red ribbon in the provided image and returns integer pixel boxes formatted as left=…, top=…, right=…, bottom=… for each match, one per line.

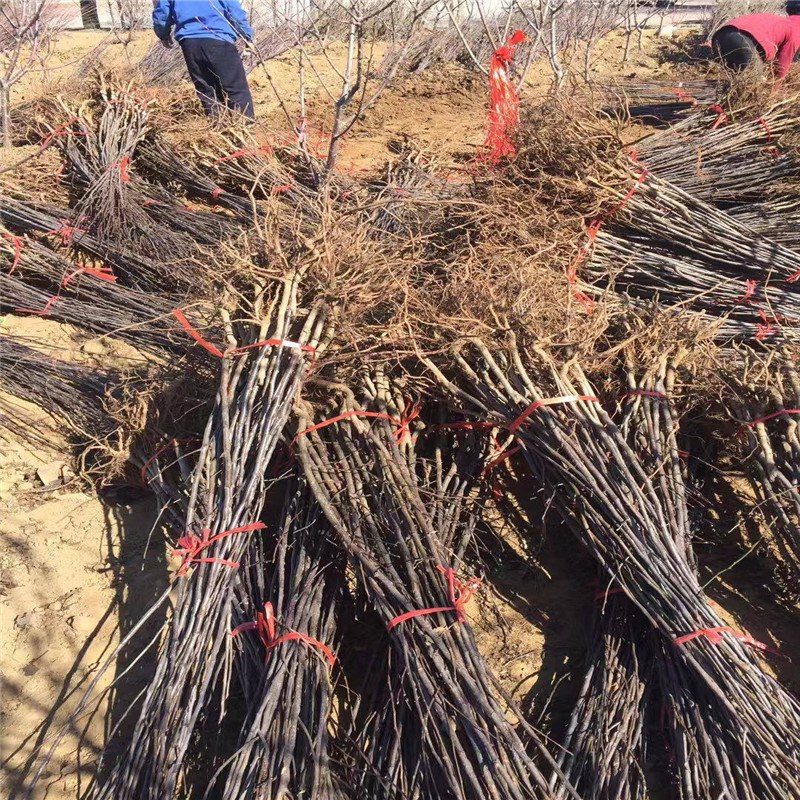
left=61, top=266, right=116, bottom=287
left=3, top=233, right=21, bottom=274
left=270, top=183, right=293, bottom=195
left=171, top=308, right=316, bottom=361
left=436, top=395, right=600, bottom=436
left=15, top=296, right=59, bottom=316
left=673, top=625, right=781, bottom=656
left=787, top=270, right=799, bottom=284
left=477, top=30, right=527, bottom=163
left=109, top=155, right=130, bottom=182
left=172, top=521, right=265, bottom=577
left=734, top=279, right=756, bottom=303
left=594, top=586, right=625, bottom=601
left=294, top=402, right=420, bottom=446
left=707, top=104, right=728, bottom=130
left=736, top=409, right=800, bottom=437
left=210, top=188, right=225, bottom=199
left=672, top=87, right=698, bottom=107
left=140, top=436, right=202, bottom=484
left=232, top=601, right=336, bottom=669
left=755, top=309, right=776, bottom=341
left=387, top=565, right=480, bottom=631
left=45, top=220, right=86, bottom=245
left=619, top=390, right=667, bottom=401
left=755, top=116, right=771, bottom=141
left=508, top=394, right=599, bottom=433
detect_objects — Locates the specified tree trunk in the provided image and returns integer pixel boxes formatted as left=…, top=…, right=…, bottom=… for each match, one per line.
left=1, top=85, right=11, bottom=149
left=80, top=0, right=101, bottom=29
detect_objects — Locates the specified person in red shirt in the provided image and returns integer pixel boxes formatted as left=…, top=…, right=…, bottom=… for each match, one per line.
left=712, top=2, right=800, bottom=80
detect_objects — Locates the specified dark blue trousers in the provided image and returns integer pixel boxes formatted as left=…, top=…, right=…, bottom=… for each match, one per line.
left=179, top=38, right=254, bottom=119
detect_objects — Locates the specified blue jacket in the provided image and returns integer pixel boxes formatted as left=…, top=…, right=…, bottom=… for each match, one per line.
left=152, top=0, right=253, bottom=43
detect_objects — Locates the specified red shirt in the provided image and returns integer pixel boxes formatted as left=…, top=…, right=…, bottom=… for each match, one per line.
left=726, top=14, right=800, bottom=77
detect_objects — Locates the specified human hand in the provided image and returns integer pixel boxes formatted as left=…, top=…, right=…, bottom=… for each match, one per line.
left=160, top=36, right=174, bottom=49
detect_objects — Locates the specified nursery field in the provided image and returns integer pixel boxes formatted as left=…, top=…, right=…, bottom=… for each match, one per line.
left=1, top=10, right=799, bottom=800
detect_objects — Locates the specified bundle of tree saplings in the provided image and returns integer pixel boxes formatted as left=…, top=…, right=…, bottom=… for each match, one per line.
left=424, top=339, right=800, bottom=799
left=295, top=376, right=571, bottom=799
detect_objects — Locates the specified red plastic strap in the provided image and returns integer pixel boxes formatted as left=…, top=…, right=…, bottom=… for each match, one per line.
left=565, top=219, right=602, bottom=285
left=573, top=290, right=595, bottom=315
left=270, top=183, right=293, bottom=195
left=172, top=309, right=316, bottom=361
left=15, top=296, right=59, bottom=316
left=3, top=233, right=21, bottom=274
left=477, top=29, right=527, bottom=163
left=229, top=337, right=316, bottom=361
left=140, top=436, right=202, bottom=483
left=294, top=402, right=420, bottom=446
left=172, top=521, right=265, bottom=577
left=736, top=409, right=800, bottom=437
left=231, top=601, right=336, bottom=669
left=142, top=198, right=162, bottom=206
left=213, top=148, right=255, bottom=164
left=210, top=187, right=225, bottom=199
left=40, top=117, right=85, bottom=150
left=620, top=389, right=667, bottom=401
left=508, top=394, right=600, bottom=433
left=787, top=270, right=800, bottom=283
left=434, top=420, right=498, bottom=432
left=707, top=104, right=728, bottom=129
left=109, top=155, right=130, bottom=182
left=171, top=308, right=225, bottom=357
left=482, top=444, right=521, bottom=476
left=671, top=87, right=698, bottom=107
left=673, top=625, right=781, bottom=655
left=755, top=116, right=771, bottom=141
left=387, top=564, right=480, bottom=631
left=594, top=586, right=625, bottom=601
left=755, top=309, right=776, bottom=341
left=735, top=279, right=756, bottom=303
left=45, top=220, right=86, bottom=245
left=61, top=266, right=116, bottom=287
left=606, top=167, right=648, bottom=218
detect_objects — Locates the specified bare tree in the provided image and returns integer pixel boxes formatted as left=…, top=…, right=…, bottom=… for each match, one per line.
left=0, top=0, right=69, bottom=148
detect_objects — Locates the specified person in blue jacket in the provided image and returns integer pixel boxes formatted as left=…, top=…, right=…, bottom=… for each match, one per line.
left=152, top=0, right=255, bottom=119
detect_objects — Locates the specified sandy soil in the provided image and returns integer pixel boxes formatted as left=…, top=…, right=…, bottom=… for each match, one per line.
left=2, top=23, right=797, bottom=800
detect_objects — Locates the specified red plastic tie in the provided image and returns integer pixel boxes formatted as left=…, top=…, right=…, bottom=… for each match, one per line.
left=271, top=183, right=293, bottom=195
left=735, top=279, right=756, bottom=303
left=673, top=625, right=781, bottom=656
left=40, top=117, right=85, bottom=150
left=61, top=266, right=116, bottom=287
left=573, top=290, right=596, bottom=315
left=508, top=394, right=599, bottom=433
left=232, top=601, right=336, bottom=669
left=213, top=148, right=255, bottom=164
left=172, top=308, right=317, bottom=361
left=45, top=220, right=86, bottom=245
left=15, top=296, right=59, bottom=316
left=294, top=402, right=420, bottom=446
left=172, top=521, right=265, bottom=577
left=140, top=436, right=201, bottom=483
left=755, top=309, right=776, bottom=341
left=755, top=116, right=771, bottom=141
left=109, top=155, right=130, bottom=182
left=210, top=187, right=225, bottom=199
left=606, top=167, right=648, bottom=218
left=594, top=586, right=625, bottom=601
left=671, top=86, right=698, bottom=107
left=476, top=29, right=527, bottom=163
left=787, top=270, right=800, bottom=283
left=736, top=409, right=800, bottom=437
left=620, top=390, right=667, bottom=401
left=387, top=564, right=480, bottom=631
left=707, top=104, right=728, bottom=129
left=3, top=233, right=22, bottom=274
left=171, top=308, right=225, bottom=357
